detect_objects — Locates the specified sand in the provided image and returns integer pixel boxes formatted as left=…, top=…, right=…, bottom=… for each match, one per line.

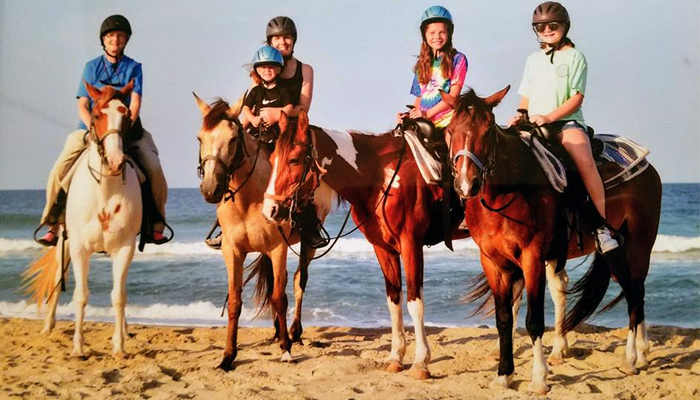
left=0, top=317, right=698, bottom=400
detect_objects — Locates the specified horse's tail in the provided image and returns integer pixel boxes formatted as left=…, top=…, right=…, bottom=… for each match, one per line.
left=462, top=272, right=496, bottom=317
left=244, top=254, right=274, bottom=318
left=563, top=252, right=611, bottom=333
left=22, top=247, right=60, bottom=311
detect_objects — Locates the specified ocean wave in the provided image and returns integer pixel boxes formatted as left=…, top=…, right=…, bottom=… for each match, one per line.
left=1, top=234, right=698, bottom=257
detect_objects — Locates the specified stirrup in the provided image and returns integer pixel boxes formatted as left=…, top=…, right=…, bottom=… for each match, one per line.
left=205, top=234, right=222, bottom=250
left=34, top=224, right=58, bottom=247
left=595, top=226, right=619, bottom=254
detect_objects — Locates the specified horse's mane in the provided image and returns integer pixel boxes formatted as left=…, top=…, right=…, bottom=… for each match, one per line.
left=203, top=98, right=235, bottom=131
left=454, top=88, right=493, bottom=122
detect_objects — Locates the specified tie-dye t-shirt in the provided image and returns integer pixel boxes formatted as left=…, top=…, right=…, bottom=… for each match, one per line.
left=410, top=52, right=468, bottom=128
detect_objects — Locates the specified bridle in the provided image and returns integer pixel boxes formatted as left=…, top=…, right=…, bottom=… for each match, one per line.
left=450, top=114, right=499, bottom=197
left=87, top=97, right=131, bottom=184
left=197, top=117, right=259, bottom=202
left=264, top=127, right=327, bottom=219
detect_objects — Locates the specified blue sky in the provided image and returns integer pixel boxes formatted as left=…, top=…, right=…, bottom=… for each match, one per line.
left=1, top=0, right=698, bottom=189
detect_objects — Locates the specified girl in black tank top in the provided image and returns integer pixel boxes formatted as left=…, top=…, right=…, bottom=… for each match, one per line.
left=278, top=61, right=303, bottom=106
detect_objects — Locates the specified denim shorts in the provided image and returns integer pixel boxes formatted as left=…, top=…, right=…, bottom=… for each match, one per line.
left=552, top=120, right=590, bottom=138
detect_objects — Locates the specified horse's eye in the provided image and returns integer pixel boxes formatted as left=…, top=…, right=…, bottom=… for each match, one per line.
left=289, top=157, right=300, bottom=165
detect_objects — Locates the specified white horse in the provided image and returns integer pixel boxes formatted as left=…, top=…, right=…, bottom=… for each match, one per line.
left=25, top=80, right=142, bottom=358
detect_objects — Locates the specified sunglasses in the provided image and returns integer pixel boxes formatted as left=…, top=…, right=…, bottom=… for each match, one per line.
left=532, top=22, right=562, bottom=33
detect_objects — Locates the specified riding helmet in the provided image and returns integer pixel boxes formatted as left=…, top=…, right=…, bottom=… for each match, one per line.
left=252, top=46, right=284, bottom=68
left=420, top=5, right=453, bottom=29
left=532, top=2, right=570, bottom=24
left=266, top=16, right=297, bottom=43
left=100, top=15, right=132, bottom=43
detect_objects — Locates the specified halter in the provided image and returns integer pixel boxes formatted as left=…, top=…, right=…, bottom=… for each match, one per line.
left=452, top=123, right=499, bottom=195
left=264, top=127, right=327, bottom=218
left=197, top=117, right=257, bottom=201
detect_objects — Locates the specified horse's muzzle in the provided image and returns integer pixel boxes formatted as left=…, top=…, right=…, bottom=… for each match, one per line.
left=262, top=198, right=289, bottom=225
left=200, top=177, right=225, bottom=204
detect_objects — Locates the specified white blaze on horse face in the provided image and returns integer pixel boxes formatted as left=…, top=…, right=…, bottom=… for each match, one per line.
left=101, top=99, right=128, bottom=172
left=325, top=129, right=359, bottom=171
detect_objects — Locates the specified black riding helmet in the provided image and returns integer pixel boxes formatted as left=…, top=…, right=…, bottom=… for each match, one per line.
left=266, top=16, right=297, bottom=44
left=532, top=2, right=570, bottom=36
left=100, top=14, right=132, bottom=45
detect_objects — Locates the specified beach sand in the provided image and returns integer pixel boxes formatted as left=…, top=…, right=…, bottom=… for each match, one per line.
left=1, top=317, right=698, bottom=400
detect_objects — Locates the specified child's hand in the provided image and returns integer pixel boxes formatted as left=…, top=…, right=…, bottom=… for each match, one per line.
left=507, top=113, right=524, bottom=127
left=529, top=114, right=552, bottom=126
left=408, top=107, right=426, bottom=119
left=250, top=116, right=262, bottom=127
left=259, top=108, right=280, bottom=126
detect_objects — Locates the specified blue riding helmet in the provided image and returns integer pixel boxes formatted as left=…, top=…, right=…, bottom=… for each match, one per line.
left=252, top=46, right=284, bottom=68
left=420, top=5, right=453, bottom=28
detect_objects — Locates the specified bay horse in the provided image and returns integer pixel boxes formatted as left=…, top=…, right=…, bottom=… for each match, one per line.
left=194, top=95, right=333, bottom=370
left=262, top=110, right=468, bottom=379
left=444, top=87, right=661, bottom=393
left=25, top=80, right=142, bottom=358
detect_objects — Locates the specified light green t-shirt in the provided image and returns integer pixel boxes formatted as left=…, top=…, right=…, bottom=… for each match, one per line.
left=517, top=47, right=587, bottom=126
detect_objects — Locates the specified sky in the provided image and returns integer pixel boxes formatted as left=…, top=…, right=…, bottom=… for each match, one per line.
left=0, top=0, right=698, bottom=190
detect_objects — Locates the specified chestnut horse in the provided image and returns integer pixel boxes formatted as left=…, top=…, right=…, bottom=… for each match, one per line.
left=25, top=81, right=142, bottom=358
left=194, top=95, right=332, bottom=370
left=262, top=110, right=467, bottom=379
left=444, top=87, right=661, bottom=393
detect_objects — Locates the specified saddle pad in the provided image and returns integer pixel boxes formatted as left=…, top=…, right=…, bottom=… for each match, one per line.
left=518, top=132, right=568, bottom=193
left=595, top=134, right=651, bottom=189
left=404, top=130, right=442, bottom=185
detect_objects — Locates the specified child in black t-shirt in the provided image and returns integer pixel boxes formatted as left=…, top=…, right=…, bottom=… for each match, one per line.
left=243, top=46, right=293, bottom=138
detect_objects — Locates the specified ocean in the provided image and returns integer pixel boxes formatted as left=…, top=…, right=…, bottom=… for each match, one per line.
left=1, top=184, right=698, bottom=329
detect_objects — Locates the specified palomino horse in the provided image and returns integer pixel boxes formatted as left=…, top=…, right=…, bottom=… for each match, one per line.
left=25, top=81, right=142, bottom=358
left=262, top=110, right=468, bottom=379
left=194, top=96, right=332, bottom=370
left=444, top=87, right=661, bottom=393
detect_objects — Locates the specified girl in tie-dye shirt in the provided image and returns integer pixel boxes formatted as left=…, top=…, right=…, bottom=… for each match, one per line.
left=407, top=6, right=468, bottom=129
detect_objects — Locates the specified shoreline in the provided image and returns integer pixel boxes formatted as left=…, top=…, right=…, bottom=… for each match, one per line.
left=1, top=317, right=698, bottom=399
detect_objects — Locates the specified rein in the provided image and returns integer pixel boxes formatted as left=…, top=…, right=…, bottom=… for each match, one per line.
left=276, top=132, right=408, bottom=260
left=86, top=113, right=131, bottom=185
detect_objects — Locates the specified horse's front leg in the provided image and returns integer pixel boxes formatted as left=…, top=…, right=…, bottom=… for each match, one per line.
left=70, top=247, right=91, bottom=358
left=218, top=243, right=245, bottom=371
left=546, top=259, right=569, bottom=365
left=110, top=243, right=135, bottom=358
left=401, top=238, right=431, bottom=380
left=373, top=245, right=405, bottom=373
left=487, top=278, right=523, bottom=360
left=483, top=255, right=515, bottom=390
left=269, top=245, right=293, bottom=362
left=43, top=234, right=70, bottom=334
left=290, top=243, right=314, bottom=344
left=524, top=255, right=549, bottom=395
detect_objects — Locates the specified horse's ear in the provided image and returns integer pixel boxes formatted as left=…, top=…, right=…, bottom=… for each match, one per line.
left=297, top=109, right=309, bottom=134
left=229, top=95, right=244, bottom=118
left=192, top=92, right=211, bottom=116
left=84, top=80, right=102, bottom=101
left=439, top=90, right=457, bottom=109
left=279, top=111, right=289, bottom=134
left=485, top=85, right=510, bottom=108
left=121, top=79, right=135, bottom=97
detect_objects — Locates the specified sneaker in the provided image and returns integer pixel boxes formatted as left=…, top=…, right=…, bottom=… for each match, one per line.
left=301, top=225, right=330, bottom=249
left=37, top=230, right=57, bottom=247
left=595, top=226, right=619, bottom=253
left=205, top=233, right=222, bottom=250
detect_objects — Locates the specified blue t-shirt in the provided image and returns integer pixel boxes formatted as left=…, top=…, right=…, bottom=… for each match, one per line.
left=76, top=55, right=143, bottom=129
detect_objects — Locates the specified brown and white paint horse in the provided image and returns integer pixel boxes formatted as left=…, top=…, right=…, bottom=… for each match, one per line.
left=195, top=96, right=332, bottom=370
left=262, top=110, right=467, bottom=379
left=445, top=87, right=661, bottom=393
left=26, top=81, right=142, bottom=358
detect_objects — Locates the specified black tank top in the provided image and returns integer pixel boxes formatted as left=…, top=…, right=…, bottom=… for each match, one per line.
left=278, top=60, right=303, bottom=106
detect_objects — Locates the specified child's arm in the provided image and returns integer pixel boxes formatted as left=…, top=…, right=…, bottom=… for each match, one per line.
left=78, top=97, right=91, bottom=128
left=530, top=93, right=583, bottom=126
left=242, top=105, right=259, bottom=127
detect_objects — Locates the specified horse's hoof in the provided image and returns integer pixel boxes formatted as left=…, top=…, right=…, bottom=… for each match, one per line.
left=217, top=355, right=236, bottom=372
left=619, top=362, right=639, bottom=376
left=384, top=361, right=403, bottom=373
left=529, top=381, right=550, bottom=395
left=280, top=351, right=294, bottom=363
left=489, top=374, right=513, bottom=390
left=112, top=351, right=127, bottom=360
left=547, top=354, right=565, bottom=366
left=70, top=351, right=86, bottom=360
left=410, top=368, right=431, bottom=380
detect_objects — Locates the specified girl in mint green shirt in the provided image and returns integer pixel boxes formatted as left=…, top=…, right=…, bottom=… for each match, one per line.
left=509, top=2, right=618, bottom=253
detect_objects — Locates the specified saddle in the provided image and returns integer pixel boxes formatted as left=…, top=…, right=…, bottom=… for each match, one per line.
left=397, top=118, right=449, bottom=185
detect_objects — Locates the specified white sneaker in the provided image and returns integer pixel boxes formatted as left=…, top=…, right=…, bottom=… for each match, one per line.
left=596, top=226, right=619, bottom=253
